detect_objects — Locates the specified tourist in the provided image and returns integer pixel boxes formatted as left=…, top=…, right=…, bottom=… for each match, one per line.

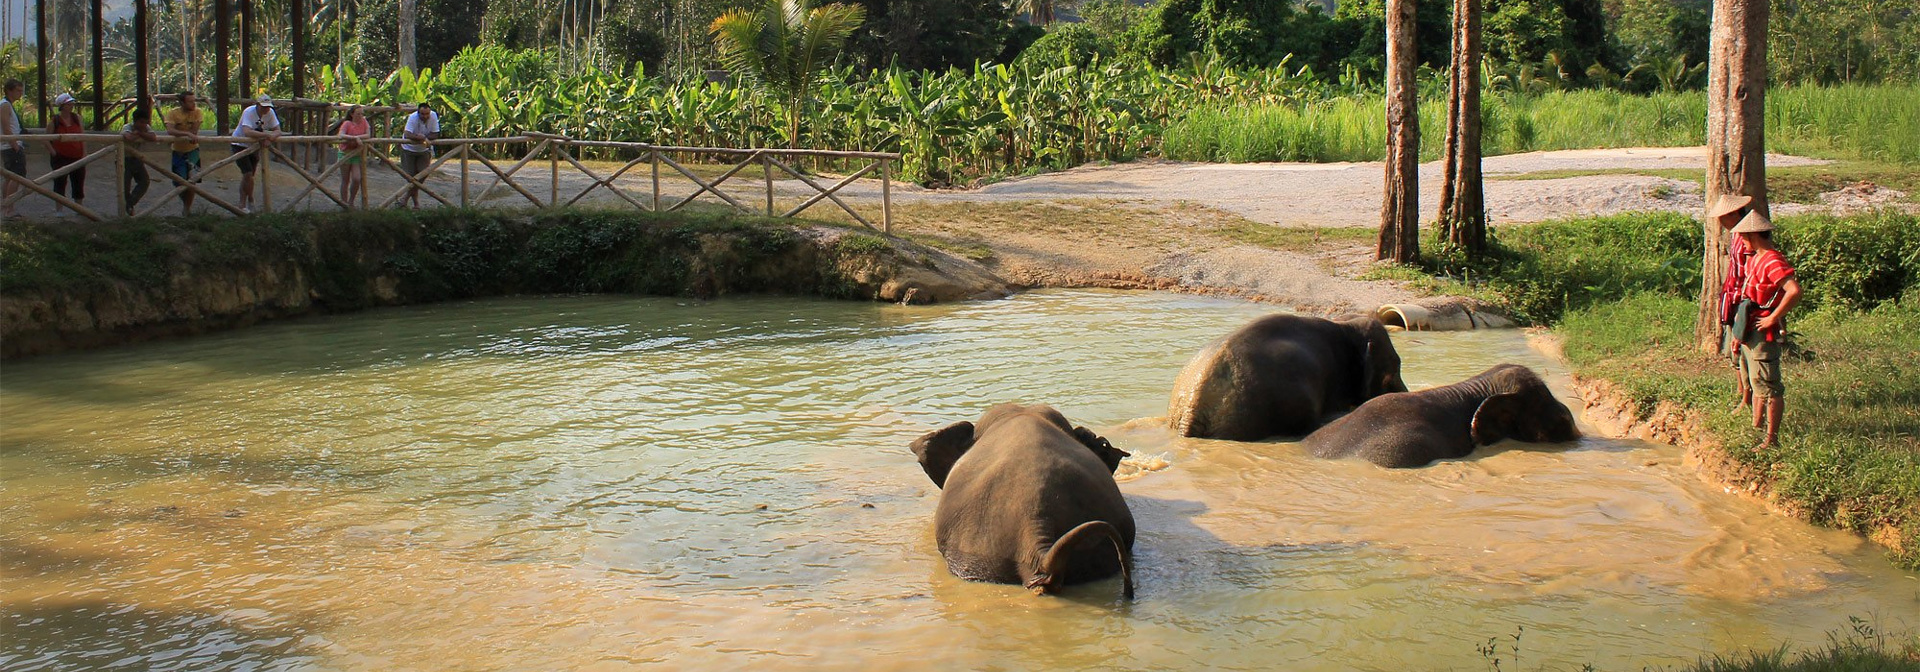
left=164, top=91, right=204, bottom=213
left=122, top=108, right=159, bottom=216
left=1731, top=212, right=1801, bottom=450
left=231, top=95, right=282, bottom=214
left=48, top=93, right=87, bottom=211
left=337, top=106, right=370, bottom=206
left=399, top=101, right=439, bottom=208
left=1, top=79, right=25, bottom=218
left=1710, top=194, right=1756, bottom=407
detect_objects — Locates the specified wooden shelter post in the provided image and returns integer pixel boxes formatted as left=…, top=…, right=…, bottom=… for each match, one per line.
left=135, top=0, right=151, bottom=117
left=35, top=0, right=46, bottom=126
left=216, top=0, right=231, bottom=133
left=91, top=0, right=105, bottom=129
left=240, top=0, right=253, bottom=101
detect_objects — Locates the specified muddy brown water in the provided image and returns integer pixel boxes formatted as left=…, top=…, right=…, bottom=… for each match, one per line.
left=2, top=290, right=1913, bottom=670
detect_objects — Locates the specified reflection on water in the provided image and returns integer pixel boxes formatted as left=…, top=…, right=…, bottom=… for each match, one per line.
left=2, top=290, right=1914, bottom=670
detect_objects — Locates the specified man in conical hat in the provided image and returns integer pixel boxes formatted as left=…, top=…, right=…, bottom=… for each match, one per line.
left=1730, top=211, right=1801, bottom=450
left=1710, top=193, right=1757, bottom=405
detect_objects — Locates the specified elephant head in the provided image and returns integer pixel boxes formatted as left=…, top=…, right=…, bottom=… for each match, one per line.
left=910, top=404, right=1131, bottom=489
left=1468, top=365, right=1581, bottom=445
left=1339, top=315, right=1409, bottom=399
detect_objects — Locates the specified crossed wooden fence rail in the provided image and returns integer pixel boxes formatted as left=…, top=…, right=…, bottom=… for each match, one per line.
left=0, top=133, right=900, bottom=232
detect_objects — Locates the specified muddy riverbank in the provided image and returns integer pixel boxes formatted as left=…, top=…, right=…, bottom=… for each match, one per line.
left=0, top=210, right=1010, bottom=359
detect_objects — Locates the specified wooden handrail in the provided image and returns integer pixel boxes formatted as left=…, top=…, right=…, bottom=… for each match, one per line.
left=0, top=133, right=901, bottom=231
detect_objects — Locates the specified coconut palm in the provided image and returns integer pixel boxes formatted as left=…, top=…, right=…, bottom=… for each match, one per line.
left=709, top=0, right=865, bottom=148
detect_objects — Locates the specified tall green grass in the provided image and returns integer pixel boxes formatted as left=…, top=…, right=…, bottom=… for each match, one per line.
left=1163, top=83, right=1920, bottom=164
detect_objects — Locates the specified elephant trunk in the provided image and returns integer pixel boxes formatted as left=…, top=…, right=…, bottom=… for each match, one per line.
left=1026, top=520, right=1134, bottom=600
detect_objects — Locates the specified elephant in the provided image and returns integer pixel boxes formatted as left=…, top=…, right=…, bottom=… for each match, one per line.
left=910, top=403, right=1136, bottom=598
left=1300, top=364, right=1581, bottom=468
left=1167, top=314, right=1408, bottom=441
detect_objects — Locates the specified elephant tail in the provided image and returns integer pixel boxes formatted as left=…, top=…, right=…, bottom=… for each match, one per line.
left=1026, top=520, right=1134, bottom=600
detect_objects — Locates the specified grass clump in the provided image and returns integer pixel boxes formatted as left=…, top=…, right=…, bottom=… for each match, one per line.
left=1426, top=210, right=1920, bottom=568
left=1215, top=221, right=1373, bottom=252
left=1671, top=617, right=1920, bottom=672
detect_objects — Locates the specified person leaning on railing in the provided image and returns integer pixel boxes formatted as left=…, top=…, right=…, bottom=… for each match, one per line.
left=48, top=93, right=87, bottom=212
left=399, top=101, right=439, bottom=209
left=122, top=108, right=159, bottom=217
left=1, top=79, right=25, bottom=218
left=337, top=106, right=371, bottom=206
left=231, top=95, right=282, bottom=215
left=165, top=91, right=204, bottom=213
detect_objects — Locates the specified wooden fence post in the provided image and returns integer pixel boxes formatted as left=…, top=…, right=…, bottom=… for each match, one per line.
left=115, top=141, right=127, bottom=218
left=360, top=144, right=370, bottom=210
left=763, top=153, right=774, bottom=215
left=550, top=141, right=559, bottom=207
left=460, top=144, right=470, bottom=208
left=260, top=141, right=273, bottom=213
left=651, top=150, right=661, bottom=211
left=881, top=158, right=892, bottom=235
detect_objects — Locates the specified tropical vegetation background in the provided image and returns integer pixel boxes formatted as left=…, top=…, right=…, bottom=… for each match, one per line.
left=3, top=0, right=1917, bottom=184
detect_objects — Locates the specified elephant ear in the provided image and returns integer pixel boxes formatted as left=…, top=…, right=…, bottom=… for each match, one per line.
left=910, top=421, right=976, bottom=489
left=1470, top=393, right=1525, bottom=446
left=1360, top=340, right=1378, bottom=398
left=1070, top=426, right=1131, bottom=474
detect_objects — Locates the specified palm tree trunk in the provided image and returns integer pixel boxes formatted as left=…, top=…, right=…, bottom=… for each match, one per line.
left=397, top=0, right=417, bottom=73
left=1697, top=0, right=1769, bottom=350
left=1378, top=0, right=1420, bottom=263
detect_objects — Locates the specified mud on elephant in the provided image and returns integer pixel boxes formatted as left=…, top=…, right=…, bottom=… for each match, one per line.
left=910, top=404, right=1136, bottom=598
left=1301, top=364, right=1580, bottom=468
left=1167, top=314, right=1408, bottom=441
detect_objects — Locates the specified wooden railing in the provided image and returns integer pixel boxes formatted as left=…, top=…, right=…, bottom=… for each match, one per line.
left=0, top=133, right=900, bottom=232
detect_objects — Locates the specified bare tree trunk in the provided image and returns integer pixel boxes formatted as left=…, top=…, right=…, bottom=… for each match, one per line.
left=1697, top=0, right=1769, bottom=350
left=397, top=0, right=417, bottom=73
left=1438, top=0, right=1462, bottom=241
left=1442, top=0, right=1486, bottom=253
left=1378, top=0, right=1420, bottom=264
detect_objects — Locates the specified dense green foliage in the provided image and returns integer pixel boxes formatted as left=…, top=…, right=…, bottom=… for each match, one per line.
left=0, top=209, right=891, bottom=306
left=1405, top=211, right=1920, bottom=569
left=1416, top=210, right=1919, bottom=325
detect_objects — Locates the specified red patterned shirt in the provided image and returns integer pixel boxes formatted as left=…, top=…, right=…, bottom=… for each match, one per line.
left=1741, top=248, right=1795, bottom=342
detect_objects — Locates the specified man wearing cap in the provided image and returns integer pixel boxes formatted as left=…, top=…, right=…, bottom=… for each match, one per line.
left=1710, top=194, right=1757, bottom=405
left=1731, top=211, right=1801, bottom=449
left=48, top=93, right=88, bottom=211
left=231, top=95, right=282, bottom=214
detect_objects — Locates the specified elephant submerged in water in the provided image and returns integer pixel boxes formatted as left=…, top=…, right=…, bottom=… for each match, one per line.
left=1301, top=364, right=1580, bottom=468
left=910, top=404, right=1136, bottom=598
left=1167, top=314, right=1408, bottom=440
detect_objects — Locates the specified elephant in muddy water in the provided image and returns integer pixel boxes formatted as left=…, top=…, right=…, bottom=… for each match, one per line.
left=1167, top=314, right=1408, bottom=440
left=910, top=404, right=1136, bottom=598
left=1301, top=364, right=1581, bottom=468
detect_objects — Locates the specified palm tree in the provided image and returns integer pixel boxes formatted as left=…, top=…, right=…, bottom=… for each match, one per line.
left=709, top=0, right=865, bottom=148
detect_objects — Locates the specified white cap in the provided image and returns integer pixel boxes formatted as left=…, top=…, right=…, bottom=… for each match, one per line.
left=256, top=95, right=275, bottom=108
left=53, top=92, right=74, bottom=105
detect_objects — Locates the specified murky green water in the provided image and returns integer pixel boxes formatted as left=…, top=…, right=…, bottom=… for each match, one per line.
left=2, top=290, right=1914, bottom=670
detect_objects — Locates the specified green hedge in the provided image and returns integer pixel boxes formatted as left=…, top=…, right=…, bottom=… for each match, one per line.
left=1426, top=210, right=1920, bottom=325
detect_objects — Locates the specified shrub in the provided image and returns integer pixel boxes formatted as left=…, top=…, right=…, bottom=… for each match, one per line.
left=1013, top=25, right=1115, bottom=71
left=1777, top=211, right=1920, bottom=311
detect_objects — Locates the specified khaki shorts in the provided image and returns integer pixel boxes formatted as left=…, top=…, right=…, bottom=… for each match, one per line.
left=1742, top=339, right=1783, bottom=399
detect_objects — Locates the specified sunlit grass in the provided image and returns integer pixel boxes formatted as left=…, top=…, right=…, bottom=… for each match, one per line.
left=1164, top=83, right=1920, bottom=165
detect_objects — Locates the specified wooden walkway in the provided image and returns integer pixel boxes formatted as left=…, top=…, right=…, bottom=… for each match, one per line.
left=0, top=133, right=901, bottom=232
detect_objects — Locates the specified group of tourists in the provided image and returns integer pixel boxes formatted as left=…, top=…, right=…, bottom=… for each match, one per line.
left=0, top=82, right=442, bottom=217
left=1711, top=195, right=1802, bottom=449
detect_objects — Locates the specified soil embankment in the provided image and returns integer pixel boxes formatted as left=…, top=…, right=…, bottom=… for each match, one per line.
left=1537, top=335, right=1912, bottom=563
left=0, top=210, right=1010, bottom=359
